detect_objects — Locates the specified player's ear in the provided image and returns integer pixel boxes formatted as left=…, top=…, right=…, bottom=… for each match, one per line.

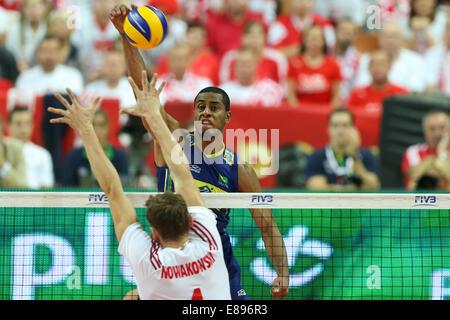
left=225, top=111, right=231, bottom=124
left=188, top=215, right=193, bottom=229
left=151, top=227, right=160, bottom=241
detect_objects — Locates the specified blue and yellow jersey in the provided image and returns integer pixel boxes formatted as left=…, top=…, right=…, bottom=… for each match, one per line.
left=156, top=132, right=239, bottom=233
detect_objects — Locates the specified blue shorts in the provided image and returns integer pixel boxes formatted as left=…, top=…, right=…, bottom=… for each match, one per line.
left=220, top=232, right=248, bottom=300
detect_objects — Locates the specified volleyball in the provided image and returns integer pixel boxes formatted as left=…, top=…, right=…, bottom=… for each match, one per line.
left=123, top=6, right=168, bottom=50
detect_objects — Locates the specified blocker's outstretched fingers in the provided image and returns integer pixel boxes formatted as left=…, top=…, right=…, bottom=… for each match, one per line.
left=149, top=72, right=158, bottom=89
left=47, top=107, right=69, bottom=117
left=49, top=117, right=68, bottom=125
left=128, top=76, right=141, bottom=95
left=156, top=80, right=166, bottom=96
left=54, top=93, right=72, bottom=110
left=65, top=88, right=78, bottom=106
left=142, top=70, right=150, bottom=89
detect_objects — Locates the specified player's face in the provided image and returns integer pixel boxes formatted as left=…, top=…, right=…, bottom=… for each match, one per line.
left=194, top=92, right=230, bottom=133
left=328, top=112, right=354, bottom=146
left=424, top=113, right=450, bottom=149
left=8, top=111, right=33, bottom=143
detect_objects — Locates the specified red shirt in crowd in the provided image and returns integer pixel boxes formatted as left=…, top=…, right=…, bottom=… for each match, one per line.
left=401, top=143, right=450, bottom=187
left=219, top=48, right=288, bottom=85
left=268, top=13, right=332, bottom=50
left=156, top=49, right=220, bottom=85
left=347, top=84, right=409, bottom=113
left=288, top=55, right=342, bottom=105
left=205, top=10, right=265, bottom=57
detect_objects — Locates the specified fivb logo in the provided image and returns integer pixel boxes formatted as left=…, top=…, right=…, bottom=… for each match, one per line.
left=413, top=195, right=438, bottom=208
left=87, top=193, right=109, bottom=205
left=251, top=195, right=274, bottom=207
left=171, top=121, right=279, bottom=176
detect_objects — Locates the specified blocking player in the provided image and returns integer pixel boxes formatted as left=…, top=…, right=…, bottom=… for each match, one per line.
left=47, top=77, right=231, bottom=299
left=110, top=4, right=289, bottom=300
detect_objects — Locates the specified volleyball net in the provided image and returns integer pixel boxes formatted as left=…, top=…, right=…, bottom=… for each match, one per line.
left=1, top=192, right=450, bottom=300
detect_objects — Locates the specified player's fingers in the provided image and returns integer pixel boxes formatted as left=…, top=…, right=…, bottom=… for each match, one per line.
left=90, top=96, right=101, bottom=110
left=150, top=73, right=158, bottom=89
left=47, top=107, right=69, bottom=117
left=120, top=4, right=128, bottom=16
left=49, top=117, right=68, bottom=125
left=65, top=88, right=78, bottom=106
left=120, top=107, right=139, bottom=117
left=156, top=80, right=166, bottom=96
left=128, top=76, right=141, bottom=95
left=142, top=70, right=150, bottom=89
left=54, top=93, right=72, bottom=110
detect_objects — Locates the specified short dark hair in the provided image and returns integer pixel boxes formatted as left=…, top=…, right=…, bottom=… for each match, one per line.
left=328, top=108, right=355, bottom=125
left=194, top=87, right=231, bottom=111
left=8, top=106, right=30, bottom=123
left=146, top=192, right=190, bottom=242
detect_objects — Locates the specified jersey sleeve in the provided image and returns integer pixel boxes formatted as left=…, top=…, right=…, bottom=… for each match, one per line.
left=118, top=222, right=152, bottom=268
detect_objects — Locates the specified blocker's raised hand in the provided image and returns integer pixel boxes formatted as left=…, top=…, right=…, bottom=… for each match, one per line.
left=48, top=88, right=100, bottom=133
left=121, top=71, right=166, bottom=119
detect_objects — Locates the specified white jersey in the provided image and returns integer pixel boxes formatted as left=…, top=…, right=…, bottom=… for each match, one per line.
left=118, top=206, right=231, bottom=300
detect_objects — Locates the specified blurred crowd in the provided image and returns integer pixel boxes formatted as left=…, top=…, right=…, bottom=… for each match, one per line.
left=0, top=0, right=449, bottom=191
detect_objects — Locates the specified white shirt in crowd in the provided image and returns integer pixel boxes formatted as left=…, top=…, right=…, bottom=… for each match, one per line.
left=221, top=79, right=285, bottom=107
left=354, top=48, right=427, bottom=92
left=72, top=12, right=120, bottom=78
left=15, top=64, right=84, bottom=96
left=337, top=46, right=361, bottom=102
left=5, top=21, right=47, bottom=66
left=82, top=77, right=136, bottom=109
left=23, top=142, right=54, bottom=189
left=313, top=0, right=367, bottom=26
left=424, top=43, right=450, bottom=95
left=402, top=9, right=449, bottom=55
left=158, top=72, right=213, bottom=106
left=118, top=206, right=231, bottom=300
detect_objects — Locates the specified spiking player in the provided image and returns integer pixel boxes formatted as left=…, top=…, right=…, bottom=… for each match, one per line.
left=110, top=4, right=289, bottom=300
left=47, top=72, right=231, bottom=300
